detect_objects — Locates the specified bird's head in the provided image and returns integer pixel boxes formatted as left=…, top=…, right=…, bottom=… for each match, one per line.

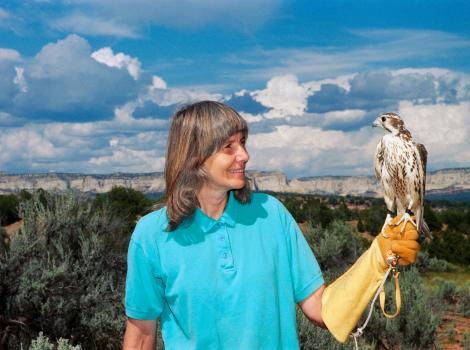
left=372, top=112, right=405, bottom=135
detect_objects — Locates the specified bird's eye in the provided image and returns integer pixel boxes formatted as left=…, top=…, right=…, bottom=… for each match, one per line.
left=381, top=116, right=386, bottom=122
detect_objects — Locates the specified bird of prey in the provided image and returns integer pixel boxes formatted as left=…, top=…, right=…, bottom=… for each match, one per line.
left=373, top=112, right=430, bottom=239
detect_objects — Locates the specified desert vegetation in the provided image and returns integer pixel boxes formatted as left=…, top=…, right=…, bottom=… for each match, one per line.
left=0, top=189, right=468, bottom=349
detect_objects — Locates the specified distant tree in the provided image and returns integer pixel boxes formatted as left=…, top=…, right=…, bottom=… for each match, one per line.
left=358, top=201, right=387, bottom=234
left=304, top=198, right=334, bottom=227
left=282, top=196, right=308, bottom=222
left=439, top=209, right=466, bottom=231
left=94, top=186, right=153, bottom=234
left=334, top=202, right=352, bottom=221
left=424, top=203, right=441, bottom=231
left=327, top=197, right=338, bottom=206
left=348, top=208, right=360, bottom=221
left=17, top=189, right=33, bottom=202
left=357, top=218, right=365, bottom=233
left=427, top=230, right=470, bottom=265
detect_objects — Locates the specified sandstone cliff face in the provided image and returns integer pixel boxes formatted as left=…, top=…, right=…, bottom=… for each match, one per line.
left=0, top=173, right=165, bottom=195
left=249, top=168, right=470, bottom=197
left=0, top=168, right=469, bottom=197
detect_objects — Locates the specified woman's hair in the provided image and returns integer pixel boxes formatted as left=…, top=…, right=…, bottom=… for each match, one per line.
left=164, top=100, right=251, bottom=231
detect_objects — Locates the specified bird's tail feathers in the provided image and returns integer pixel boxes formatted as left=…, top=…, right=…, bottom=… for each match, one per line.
left=416, top=206, right=432, bottom=241
left=420, top=220, right=432, bottom=240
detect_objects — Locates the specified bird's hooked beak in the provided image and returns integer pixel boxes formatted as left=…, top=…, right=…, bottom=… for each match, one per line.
left=372, top=117, right=382, bottom=128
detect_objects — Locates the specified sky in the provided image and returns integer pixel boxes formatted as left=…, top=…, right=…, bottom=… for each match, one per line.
left=0, top=0, right=470, bottom=178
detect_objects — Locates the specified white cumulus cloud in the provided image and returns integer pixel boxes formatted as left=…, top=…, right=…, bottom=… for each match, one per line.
left=253, top=75, right=308, bottom=118
left=0, top=48, right=20, bottom=61
left=398, top=101, right=470, bottom=169
left=91, top=47, right=141, bottom=80
left=150, top=75, right=167, bottom=89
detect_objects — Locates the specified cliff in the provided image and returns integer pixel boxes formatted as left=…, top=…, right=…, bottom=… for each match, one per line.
left=1, top=168, right=470, bottom=198
left=250, top=168, right=470, bottom=198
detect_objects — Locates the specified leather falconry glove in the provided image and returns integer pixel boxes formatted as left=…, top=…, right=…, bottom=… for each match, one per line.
left=376, top=215, right=420, bottom=266
left=321, top=215, right=420, bottom=343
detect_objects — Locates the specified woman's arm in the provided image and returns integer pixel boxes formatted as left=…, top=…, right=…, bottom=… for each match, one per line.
left=122, top=318, right=156, bottom=350
left=300, top=216, right=420, bottom=342
left=299, top=284, right=326, bottom=327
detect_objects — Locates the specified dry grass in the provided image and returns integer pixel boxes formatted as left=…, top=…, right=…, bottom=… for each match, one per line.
left=437, top=312, right=470, bottom=349
left=423, top=271, right=470, bottom=289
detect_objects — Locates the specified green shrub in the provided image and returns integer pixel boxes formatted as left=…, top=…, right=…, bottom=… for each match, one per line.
left=30, top=332, right=82, bottom=350
left=434, top=278, right=458, bottom=303
left=457, top=283, right=470, bottom=317
left=29, top=332, right=54, bottom=350
left=463, top=331, right=470, bottom=350
left=0, top=191, right=128, bottom=349
left=303, top=220, right=364, bottom=279
left=301, top=222, right=438, bottom=349
left=415, top=251, right=457, bottom=272
left=446, top=322, right=456, bottom=343
left=353, top=267, right=439, bottom=349
left=297, top=308, right=355, bottom=350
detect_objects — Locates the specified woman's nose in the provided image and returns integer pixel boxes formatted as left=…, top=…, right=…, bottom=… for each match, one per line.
left=237, top=144, right=249, bottom=162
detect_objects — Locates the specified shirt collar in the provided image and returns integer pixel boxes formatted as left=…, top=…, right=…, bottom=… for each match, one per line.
left=191, top=191, right=237, bottom=233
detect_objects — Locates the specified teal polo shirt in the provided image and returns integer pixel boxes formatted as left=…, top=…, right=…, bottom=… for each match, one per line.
left=125, top=192, right=324, bottom=349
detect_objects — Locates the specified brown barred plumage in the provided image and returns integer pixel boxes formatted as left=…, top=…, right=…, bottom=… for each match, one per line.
left=373, top=112, right=431, bottom=239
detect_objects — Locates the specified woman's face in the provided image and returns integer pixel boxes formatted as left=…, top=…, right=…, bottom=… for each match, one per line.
left=202, top=132, right=249, bottom=193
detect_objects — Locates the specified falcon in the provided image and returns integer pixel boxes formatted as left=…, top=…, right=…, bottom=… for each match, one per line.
left=373, top=112, right=431, bottom=239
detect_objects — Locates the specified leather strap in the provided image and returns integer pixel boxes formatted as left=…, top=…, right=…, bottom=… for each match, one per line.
left=379, top=269, right=401, bottom=319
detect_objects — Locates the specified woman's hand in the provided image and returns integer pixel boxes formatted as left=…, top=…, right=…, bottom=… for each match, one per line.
left=376, top=215, right=420, bottom=266
left=122, top=318, right=156, bottom=350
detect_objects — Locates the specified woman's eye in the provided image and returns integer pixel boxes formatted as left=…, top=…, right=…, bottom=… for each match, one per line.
left=224, top=143, right=232, bottom=149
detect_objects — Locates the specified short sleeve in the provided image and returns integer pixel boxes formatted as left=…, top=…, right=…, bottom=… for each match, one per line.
left=282, top=206, right=324, bottom=303
left=125, top=239, right=165, bottom=320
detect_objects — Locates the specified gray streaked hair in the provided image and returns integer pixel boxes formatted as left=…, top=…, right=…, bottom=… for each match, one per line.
left=164, top=100, right=250, bottom=231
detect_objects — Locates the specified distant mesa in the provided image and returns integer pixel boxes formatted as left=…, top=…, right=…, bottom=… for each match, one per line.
left=1, top=168, right=470, bottom=199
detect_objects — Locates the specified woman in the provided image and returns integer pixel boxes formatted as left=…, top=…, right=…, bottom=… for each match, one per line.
left=122, top=101, right=420, bottom=349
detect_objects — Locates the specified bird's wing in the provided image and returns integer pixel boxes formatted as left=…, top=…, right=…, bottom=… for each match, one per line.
left=414, top=142, right=430, bottom=237
left=416, top=143, right=428, bottom=193
left=374, top=139, right=385, bottom=181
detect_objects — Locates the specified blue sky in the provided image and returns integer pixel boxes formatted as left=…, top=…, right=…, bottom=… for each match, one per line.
left=1, top=0, right=470, bottom=177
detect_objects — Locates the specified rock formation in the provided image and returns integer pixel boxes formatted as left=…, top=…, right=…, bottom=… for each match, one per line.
left=1, top=168, right=470, bottom=198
